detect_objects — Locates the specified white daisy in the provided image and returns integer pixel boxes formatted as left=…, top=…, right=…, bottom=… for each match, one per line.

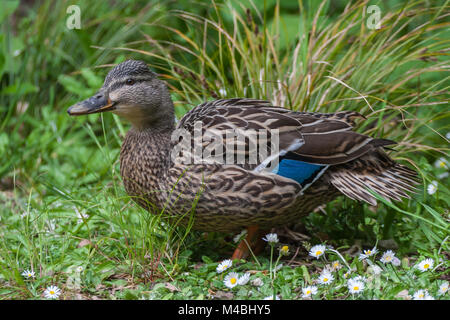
left=302, top=286, right=318, bottom=298
left=44, top=285, right=61, bottom=299
left=262, top=233, right=279, bottom=244
left=413, top=289, right=434, bottom=300
left=76, top=266, right=84, bottom=273
left=380, top=250, right=396, bottom=264
left=251, top=278, right=263, bottom=287
left=434, top=157, right=448, bottom=169
left=330, top=260, right=342, bottom=271
left=216, top=259, right=232, bottom=273
left=359, top=246, right=378, bottom=260
left=317, top=270, right=334, bottom=285
left=21, top=270, right=35, bottom=279
left=427, top=180, right=438, bottom=195
left=392, top=257, right=401, bottom=266
left=238, top=273, right=250, bottom=285
left=223, top=272, right=239, bottom=289
left=415, top=258, right=434, bottom=272
left=347, top=278, right=365, bottom=294
left=368, top=265, right=382, bottom=275
left=263, top=295, right=280, bottom=300
left=438, top=282, right=448, bottom=295
left=309, top=244, right=326, bottom=259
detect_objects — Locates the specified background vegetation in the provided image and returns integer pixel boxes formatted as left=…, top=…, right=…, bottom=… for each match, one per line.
left=0, top=0, right=448, bottom=300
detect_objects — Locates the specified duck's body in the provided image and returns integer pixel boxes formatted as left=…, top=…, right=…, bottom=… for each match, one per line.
left=119, top=97, right=416, bottom=232
left=68, top=60, right=417, bottom=253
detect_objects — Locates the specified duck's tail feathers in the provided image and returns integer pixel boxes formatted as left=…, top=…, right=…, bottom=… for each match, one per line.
left=327, top=149, right=419, bottom=206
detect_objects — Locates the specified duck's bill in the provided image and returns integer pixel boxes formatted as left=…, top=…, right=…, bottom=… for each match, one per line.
left=67, top=95, right=116, bottom=116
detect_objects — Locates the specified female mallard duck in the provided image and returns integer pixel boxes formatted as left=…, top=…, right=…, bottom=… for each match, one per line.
left=68, top=60, right=417, bottom=259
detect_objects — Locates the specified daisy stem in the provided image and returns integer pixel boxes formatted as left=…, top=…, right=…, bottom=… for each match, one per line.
left=269, top=245, right=274, bottom=280
left=243, top=239, right=262, bottom=268
left=272, top=253, right=282, bottom=279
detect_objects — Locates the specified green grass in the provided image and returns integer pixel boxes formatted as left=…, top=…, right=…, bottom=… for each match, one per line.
left=0, top=0, right=449, bottom=300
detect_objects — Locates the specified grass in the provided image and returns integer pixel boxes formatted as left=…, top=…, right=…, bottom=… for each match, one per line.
left=0, top=0, right=449, bottom=300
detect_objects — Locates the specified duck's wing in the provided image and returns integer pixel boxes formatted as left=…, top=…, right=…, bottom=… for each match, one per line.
left=174, top=98, right=393, bottom=169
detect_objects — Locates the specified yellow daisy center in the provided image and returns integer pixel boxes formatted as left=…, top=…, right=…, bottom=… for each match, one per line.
left=323, top=278, right=328, bottom=282
left=223, top=265, right=228, bottom=269
left=439, top=161, right=446, bottom=168
left=419, top=293, right=424, bottom=298
left=366, top=250, right=371, bottom=255
left=316, top=251, right=322, bottom=256
left=353, top=286, right=359, bottom=291
left=385, top=256, right=392, bottom=261
left=282, top=246, right=288, bottom=252
left=306, top=290, right=311, bottom=294
left=423, top=263, right=430, bottom=269
left=50, top=290, right=55, bottom=295
left=230, top=278, right=236, bottom=285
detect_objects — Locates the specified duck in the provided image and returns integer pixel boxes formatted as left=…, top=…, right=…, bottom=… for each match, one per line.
left=68, top=60, right=418, bottom=259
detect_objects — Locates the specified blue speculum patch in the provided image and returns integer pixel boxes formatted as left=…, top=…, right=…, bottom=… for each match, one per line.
left=272, top=159, right=324, bottom=185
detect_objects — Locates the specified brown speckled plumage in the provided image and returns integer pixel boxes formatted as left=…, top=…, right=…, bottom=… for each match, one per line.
left=69, top=60, right=418, bottom=233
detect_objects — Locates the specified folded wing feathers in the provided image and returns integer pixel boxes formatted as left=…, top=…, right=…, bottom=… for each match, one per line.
left=177, top=98, right=418, bottom=204
left=327, top=150, right=419, bottom=205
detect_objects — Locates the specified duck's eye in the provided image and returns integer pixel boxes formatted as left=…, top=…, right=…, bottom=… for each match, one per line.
left=125, top=78, right=135, bottom=85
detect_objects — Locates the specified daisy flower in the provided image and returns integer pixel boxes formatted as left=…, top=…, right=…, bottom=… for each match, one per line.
left=392, top=257, right=401, bottom=266
left=251, top=278, right=263, bottom=287
left=380, top=250, right=396, bottom=264
left=263, top=295, right=280, bottom=300
left=238, top=273, right=250, bottom=285
left=302, top=286, right=318, bottom=298
left=434, top=157, right=449, bottom=169
left=44, top=285, right=61, bottom=299
left=279, top=245, right=290, bottom=256
left=347, top=278, right=365, bottom=294
left=330, top=260, right=342, bottom=271
left=413, top=289, right=434, bottom=300
left=224, top=272, right=239, bottom=289
left=76, top=266, right=84, bottom=273
left=21, top=270, right=35, bottom=279
left=427, top=181, right=438, bottom=195
left=368, top=265, right=382, bottom=275
left=309, top=244, right=326, bottom=259
left=216, top=259, right=232, bottom=273
left=359, top=247, right=378, bottom=260
left=438, top=282, right=448, bottom=295
left=262, top=233, right=279, bottom=244
left=317, top=270, right=334, bottom=285
left=415, top=258, right=434, bottom=272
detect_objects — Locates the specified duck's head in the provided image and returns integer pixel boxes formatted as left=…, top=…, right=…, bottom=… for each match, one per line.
left=68, top=60, right=174, bottom=130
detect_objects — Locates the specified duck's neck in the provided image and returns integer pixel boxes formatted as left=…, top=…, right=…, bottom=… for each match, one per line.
left=120, top=124, right=174, bottom=209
